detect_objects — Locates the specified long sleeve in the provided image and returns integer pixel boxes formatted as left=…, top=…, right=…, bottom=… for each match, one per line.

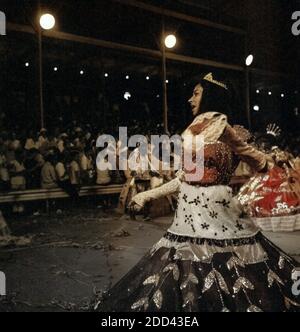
left=131, top=177, right=181, bottom=208
left=219, top=124, right=267, bottom=172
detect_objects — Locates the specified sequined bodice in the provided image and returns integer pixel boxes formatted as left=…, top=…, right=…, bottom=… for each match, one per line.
left=184, top=142, right=239, bottom=186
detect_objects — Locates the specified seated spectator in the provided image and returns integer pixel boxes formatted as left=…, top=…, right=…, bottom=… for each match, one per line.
left=0, top=147, right=10, bottom=191
left=68, top=151, right=81, bottom=186
left=55, top=153, right=79, bottom=200
left=80, top=148, right=94, bottom=184
left=9, top=132, right=22, bottom=151
left=37, top=128, right=49, bottom=152
left=41, top=153, right=58, bottom=189
left=8, top=151, right=26, bottom=190
left=96, top=155, right=111, bottom=185
left=24, top=149, right=44, bottom=189
left=57, top=133, right=68, bottom=153
left=24, top=130, right=38, bottom=150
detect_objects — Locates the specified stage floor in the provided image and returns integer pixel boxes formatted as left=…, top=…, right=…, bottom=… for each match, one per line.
left=0, top=205, right=300, bottom=312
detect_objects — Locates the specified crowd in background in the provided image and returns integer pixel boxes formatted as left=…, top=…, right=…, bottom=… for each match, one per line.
left=0, top=118, right=300, bottom=194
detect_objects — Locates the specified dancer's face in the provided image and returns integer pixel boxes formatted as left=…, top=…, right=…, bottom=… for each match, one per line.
left=188, top=84, right=203, bottom=117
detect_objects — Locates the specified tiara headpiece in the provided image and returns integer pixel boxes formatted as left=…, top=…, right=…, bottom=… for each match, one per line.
left=203, top=73, right=228, bottom=90
left=266, top=123, right=281, bottom=137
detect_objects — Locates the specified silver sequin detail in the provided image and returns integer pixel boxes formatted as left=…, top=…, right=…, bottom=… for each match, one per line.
left=267, top=270, right=284, bottom=287
left=247, top=305, right=263, bottom=312
left=143, top=274, right=160, bottom=286
left=278, top=256, right=285, bottom=270
left=214, top=270, right=230, bottom=295
left=163, top=263, right=180, bottom=281
left=227, top=256, right=245, bottom=271
left=182, top=292, right=195, bottom=308
left=131, top=297, right=149, bottom=310
left=180, top=273, right=199, bottom=290
left=233, top=277, right=254, bottom=294
left=203, top=269, right=230, bottom=294
left=153, top=290, right=163, bottom=310
left=203, top=271, right=215, bottom=293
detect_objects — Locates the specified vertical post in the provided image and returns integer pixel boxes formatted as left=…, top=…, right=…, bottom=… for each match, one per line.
left=161, top=20, right=169, bottom=135
left=245, top=67, right=251, bottom=130
left=38, top=26, right=44, bottom=129
left=244, top=24, right=251, bottom=130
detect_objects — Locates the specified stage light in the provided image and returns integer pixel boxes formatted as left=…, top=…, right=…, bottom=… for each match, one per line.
left=268, top=91, right=272, bottom=96
left=104, top=73, right=109, bottom=78
left=54, top=67, right=58, bottom=72
left=126, top=75, right=130, bottom=80
left=25, top=62, right=29, bottom=67
left=80, top=70, right=84, bottom=75
left=124, top=92, right=131, bottom=100
left=164, top=34, right=177, bottom=49
left=253, top=105, right=260, bottom=111
left=39, top=14, right=55, bottom=30
left=256, top=90, right=260, bottom=94
left=281, top=93, right=285, bottom=98
left=166, top=80, right=169, bottom=84
left=245, top=54, right=254, bottom=66
left=146, top=76, right=150, bottom=80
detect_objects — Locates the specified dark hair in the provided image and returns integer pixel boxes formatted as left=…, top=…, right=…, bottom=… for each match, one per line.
left=198, top=74, right=236, bottom=122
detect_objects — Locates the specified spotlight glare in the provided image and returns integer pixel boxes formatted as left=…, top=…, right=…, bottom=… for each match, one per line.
left=268, top=91, right=272, bottom=96
left=25, top=62, right=29, bottom=67
left=281, top=93, right=285, bottom=98
left=39, top=13, right=56, bottom=30
left=245, top=54, right=254, bottom=66
left=80, top=70, right=84, bottom=75
left=253, top=105, right=260, bottom=111
left=146, top=76, right=150, bottom=80
left=54, top=67, right=58, bottom=72
left=164, top=34, right=177, bottom=49
left=104, top=73, right=109, bottom=78
left=256, top=90, right=260, bottom=94
left=124, top=92, right=131, bottom=100
left=126, top=75, right=130, bottom=80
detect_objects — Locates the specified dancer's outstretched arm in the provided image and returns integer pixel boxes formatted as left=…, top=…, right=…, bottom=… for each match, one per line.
left=129, top=174, right=183, bottom=212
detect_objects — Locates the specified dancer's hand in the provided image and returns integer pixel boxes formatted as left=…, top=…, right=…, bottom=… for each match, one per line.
left=128, top=200, right=143, bottom=213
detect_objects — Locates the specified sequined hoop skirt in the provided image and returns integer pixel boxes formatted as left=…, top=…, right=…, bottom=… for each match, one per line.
left=97, top=184, right=300, bottom=312
left=238, top=166, right=300, bottom=232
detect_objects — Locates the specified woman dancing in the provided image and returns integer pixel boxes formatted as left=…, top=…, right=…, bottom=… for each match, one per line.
left=96, top=73, right=300, bottom=312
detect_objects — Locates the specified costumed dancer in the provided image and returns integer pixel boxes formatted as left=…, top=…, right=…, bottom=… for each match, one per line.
left=96, top=73, right=300, bottom=312
left=238, top=124, right=300, bottom=232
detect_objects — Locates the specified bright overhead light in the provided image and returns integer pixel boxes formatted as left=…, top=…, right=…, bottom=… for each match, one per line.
left=256, top=90, right=260, bottom=94
left=54, top=67, right=58, bottom=72
left=165, top=34, right=177, bottom=49
left=124, top=92, right=131, bottom=100
left=253, top=105, right=260, bottom=111
left=104, top=73, right=109, bottom=78
left=281, top=93, right=285, bottom=98
left=245, top=54, right=254, bottom=66
left=126, top=75, right=130, bottom=80
left=166, top=80, right=169, bottom=84
left=146, top=76, right=150, bottom=80
left=39, top=13, right=56, bottom=30
left=268, top=91, right=272, bottom=96
left=80, top=70, right=84, bottom=75
left=25, top=62, right=29, bottom=67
